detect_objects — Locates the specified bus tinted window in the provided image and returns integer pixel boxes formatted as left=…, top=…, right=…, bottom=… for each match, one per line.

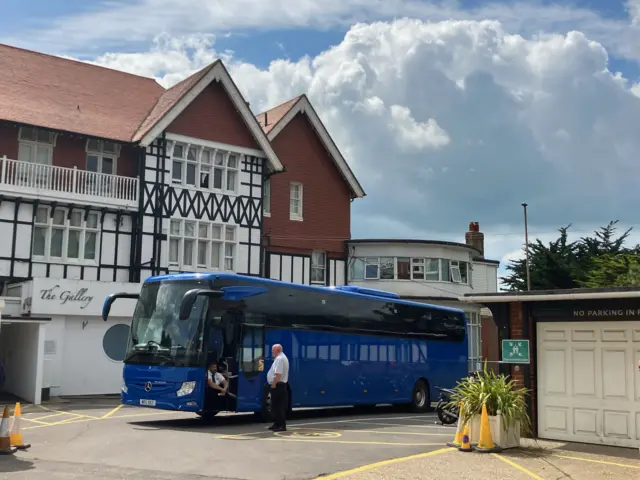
left=214, top=279, right=465, bottom=342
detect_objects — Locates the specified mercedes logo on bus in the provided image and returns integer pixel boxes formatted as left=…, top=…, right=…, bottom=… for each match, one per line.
left=145, top=381, right=152, bottom=392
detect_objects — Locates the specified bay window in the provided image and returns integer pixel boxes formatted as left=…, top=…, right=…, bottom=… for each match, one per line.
left=168, top=218, right=236, bottom=271
left=349, top=255, right=470, bottom=284
left=32, top=206, right=99, bottom=262
left=170, top=141, right=239, bottom=193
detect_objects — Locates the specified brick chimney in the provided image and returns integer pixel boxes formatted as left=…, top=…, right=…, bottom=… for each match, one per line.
left=465, top=221, right=484, bottom=257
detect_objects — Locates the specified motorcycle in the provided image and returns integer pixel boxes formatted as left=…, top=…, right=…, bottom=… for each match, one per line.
left=434, top=386, right=459, bottom=425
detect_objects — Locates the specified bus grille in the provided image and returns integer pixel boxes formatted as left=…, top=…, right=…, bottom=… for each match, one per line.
left=129, top=381, right=175, bottom=394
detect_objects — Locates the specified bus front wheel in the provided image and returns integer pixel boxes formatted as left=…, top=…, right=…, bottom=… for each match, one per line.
left=411, top=380, right=430, bottom=413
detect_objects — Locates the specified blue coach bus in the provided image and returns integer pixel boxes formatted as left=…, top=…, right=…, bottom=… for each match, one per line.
left=102, top=272, right=468, bottom=421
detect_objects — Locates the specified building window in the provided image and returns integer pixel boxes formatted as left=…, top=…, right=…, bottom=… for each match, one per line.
left=448, top=260, right=468, bottom=284
left=349, top=257, right=365, bottom=280
left=170, top=142, right=239, bottom=193
left=380, top=257, right=394, bottom=279
left=32, top=206, right=99, bottom=261
left=364, top=257, right=379, bottom=279
left=168, top=218, right=236, bottom=271
left=86, top=139, right=119, bottom=175
left=397, top=257, right=410, bottom=280
left=18, top=127, right=55, bottom=166
left=290, top=182, right=303, bottom=220
left=263, top=178, right=271, bottom=216
left=466, top=312, right=482, bottom=372
left=311, top=251, right=326, bottom=284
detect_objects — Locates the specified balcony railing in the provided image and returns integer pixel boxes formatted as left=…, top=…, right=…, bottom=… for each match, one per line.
left=0, top=156, right=139, bottom=208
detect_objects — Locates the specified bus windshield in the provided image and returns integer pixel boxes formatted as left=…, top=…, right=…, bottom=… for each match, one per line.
left=124, top=280, right=211, bottom=367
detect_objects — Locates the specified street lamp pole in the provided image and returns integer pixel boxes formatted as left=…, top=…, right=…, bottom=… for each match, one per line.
left=522, top=202, right=531, bottom=291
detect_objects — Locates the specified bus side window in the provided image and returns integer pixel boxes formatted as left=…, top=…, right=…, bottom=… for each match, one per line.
left=240, top=325, right=264, bottom=374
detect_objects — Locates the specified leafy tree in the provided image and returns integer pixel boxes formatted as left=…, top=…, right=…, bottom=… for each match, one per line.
left=501, top=221, right=640, bottom=291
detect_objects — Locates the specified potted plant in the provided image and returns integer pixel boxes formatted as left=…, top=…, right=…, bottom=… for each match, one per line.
left=448, top=364, right=531, bottom=449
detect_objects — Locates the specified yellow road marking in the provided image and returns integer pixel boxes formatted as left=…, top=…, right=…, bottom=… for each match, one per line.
left=29, top=412, right=67, bottom=421
left=21, top=417, right=57, bottom=425
left=101, top=404, right=124, bottom=419
left=267, top=438, right=445, bottom=446
left=310, top=447, right=455, bottom=479
left=492, top=453, right=545, bottom=480
left=292, top=427, right=449, bottom=437
left=34, top=404, right=99, bottom=420
left=22, top=409, right=176, bottom=430
left=347, top=420, right=453, bottom=430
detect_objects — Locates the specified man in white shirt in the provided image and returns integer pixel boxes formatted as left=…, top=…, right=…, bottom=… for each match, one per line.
left=205, top=360, right=228, bottom=411
left=266, top=343, right=289, bottom=432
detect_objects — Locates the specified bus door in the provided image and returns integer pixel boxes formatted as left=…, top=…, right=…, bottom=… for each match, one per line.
left=235, top=315, right=266, bottom=412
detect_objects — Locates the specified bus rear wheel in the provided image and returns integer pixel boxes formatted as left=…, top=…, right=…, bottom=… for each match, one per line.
left=411, top=380, right=430, bottom=413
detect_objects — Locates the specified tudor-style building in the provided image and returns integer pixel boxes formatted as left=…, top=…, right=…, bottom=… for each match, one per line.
left=257, top=96, right=365, bottom=286
left=0, top=43, right=360, bottom=402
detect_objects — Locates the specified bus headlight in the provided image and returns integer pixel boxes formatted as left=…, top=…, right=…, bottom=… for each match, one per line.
left=177, top=381, right=196, bottom=397
left=121, top=378, right=128, bottom=394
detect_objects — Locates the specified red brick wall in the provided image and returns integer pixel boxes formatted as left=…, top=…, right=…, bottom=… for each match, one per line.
left=508, top=302, right=525, bottom=387
left=263, top=113, right=351, bottom=256
left=507, top=301, right=538, bottom=437
left=166, top=80, right=260, bottom=150
left=0, top=123, right=19, bottom=159
left=0, top=123, right=137, bottom=178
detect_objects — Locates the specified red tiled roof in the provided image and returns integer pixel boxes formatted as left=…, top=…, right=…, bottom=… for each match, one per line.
left=0, top=43, right=165, bottom=142
left=255, top=96, right=303, bottom=134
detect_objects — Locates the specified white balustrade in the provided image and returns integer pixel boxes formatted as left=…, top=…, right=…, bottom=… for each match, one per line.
left=0, top=155, right=138, bottom=206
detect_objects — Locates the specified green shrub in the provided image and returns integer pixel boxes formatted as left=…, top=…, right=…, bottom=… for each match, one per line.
left=448, top=363, right=531, bottom=434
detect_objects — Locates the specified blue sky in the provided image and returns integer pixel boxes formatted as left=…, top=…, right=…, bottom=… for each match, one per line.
left=3, top=0, right=640, bottom=284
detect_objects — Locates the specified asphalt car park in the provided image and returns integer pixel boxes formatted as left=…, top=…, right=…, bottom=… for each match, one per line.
left=2, top=399, right=640, bottom=479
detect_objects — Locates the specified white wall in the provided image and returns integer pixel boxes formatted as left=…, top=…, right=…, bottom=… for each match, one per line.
left=0, top=322, right=44, bottom=403
left=20, top=278, right=141, bottom=317
left=0, top=200, right=134, bottom=282
left=471, top=261, right=499, bottom=294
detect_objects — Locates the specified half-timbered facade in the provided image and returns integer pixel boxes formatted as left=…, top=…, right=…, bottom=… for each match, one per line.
left=0, top=43, right=284, bottom=401
left=256, top=95, right=365, bottom=287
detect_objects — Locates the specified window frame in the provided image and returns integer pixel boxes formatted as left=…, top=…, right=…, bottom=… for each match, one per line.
left=168, top=141, right=241, bottom=194
left=364, top=257, right=380, bottom=280
left=86, top=139, right=120, bottom=175
left=289, top=182, right=303, bottom=221
left=263, top=178, right=271, bottom=217
left=32, top=206, right=100, bottom=263
left=311, top=251, right=327, bottom=284
left=168, top=218, right=237, bottom=272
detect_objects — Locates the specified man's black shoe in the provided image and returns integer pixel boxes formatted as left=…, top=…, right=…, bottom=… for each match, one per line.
left=272, top=426, right=286, bottom=432
left=268, top=424, right=276, bottom=430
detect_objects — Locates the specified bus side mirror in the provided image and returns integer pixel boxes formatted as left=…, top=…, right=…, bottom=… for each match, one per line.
left=102, top=293, right=139, bottom=321
left=179, top=289, right=224, bottom=321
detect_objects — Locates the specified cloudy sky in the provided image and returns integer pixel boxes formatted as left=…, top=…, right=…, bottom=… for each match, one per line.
left=3, top=0, right=640, bottom=284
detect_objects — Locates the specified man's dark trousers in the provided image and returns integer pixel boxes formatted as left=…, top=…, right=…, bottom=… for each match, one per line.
left=271, top=383, right=288, bottom=428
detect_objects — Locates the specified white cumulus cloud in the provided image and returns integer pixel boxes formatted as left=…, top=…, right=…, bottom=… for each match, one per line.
left=80, top=19, right=640, bottom=270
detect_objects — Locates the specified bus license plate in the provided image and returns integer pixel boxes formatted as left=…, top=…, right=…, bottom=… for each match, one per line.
left=140, top=399, right=156, bottom=406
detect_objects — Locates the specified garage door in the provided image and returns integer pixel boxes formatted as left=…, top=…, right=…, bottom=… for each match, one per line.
left=537, top=321, right=640, bottom=448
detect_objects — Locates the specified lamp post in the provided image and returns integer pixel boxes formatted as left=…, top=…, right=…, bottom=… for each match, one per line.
left=521, top=202, right=531, bottom=291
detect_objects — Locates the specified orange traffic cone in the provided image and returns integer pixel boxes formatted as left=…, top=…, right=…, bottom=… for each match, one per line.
left=0, top=405, right=17, bottom=455
left=458, top=422, right=473, bottom=452
left=446, top=402, right=464, bottom=447
left=10, top=403, right=30, bottom=450
left=475, top=402, right=501, bottom=453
